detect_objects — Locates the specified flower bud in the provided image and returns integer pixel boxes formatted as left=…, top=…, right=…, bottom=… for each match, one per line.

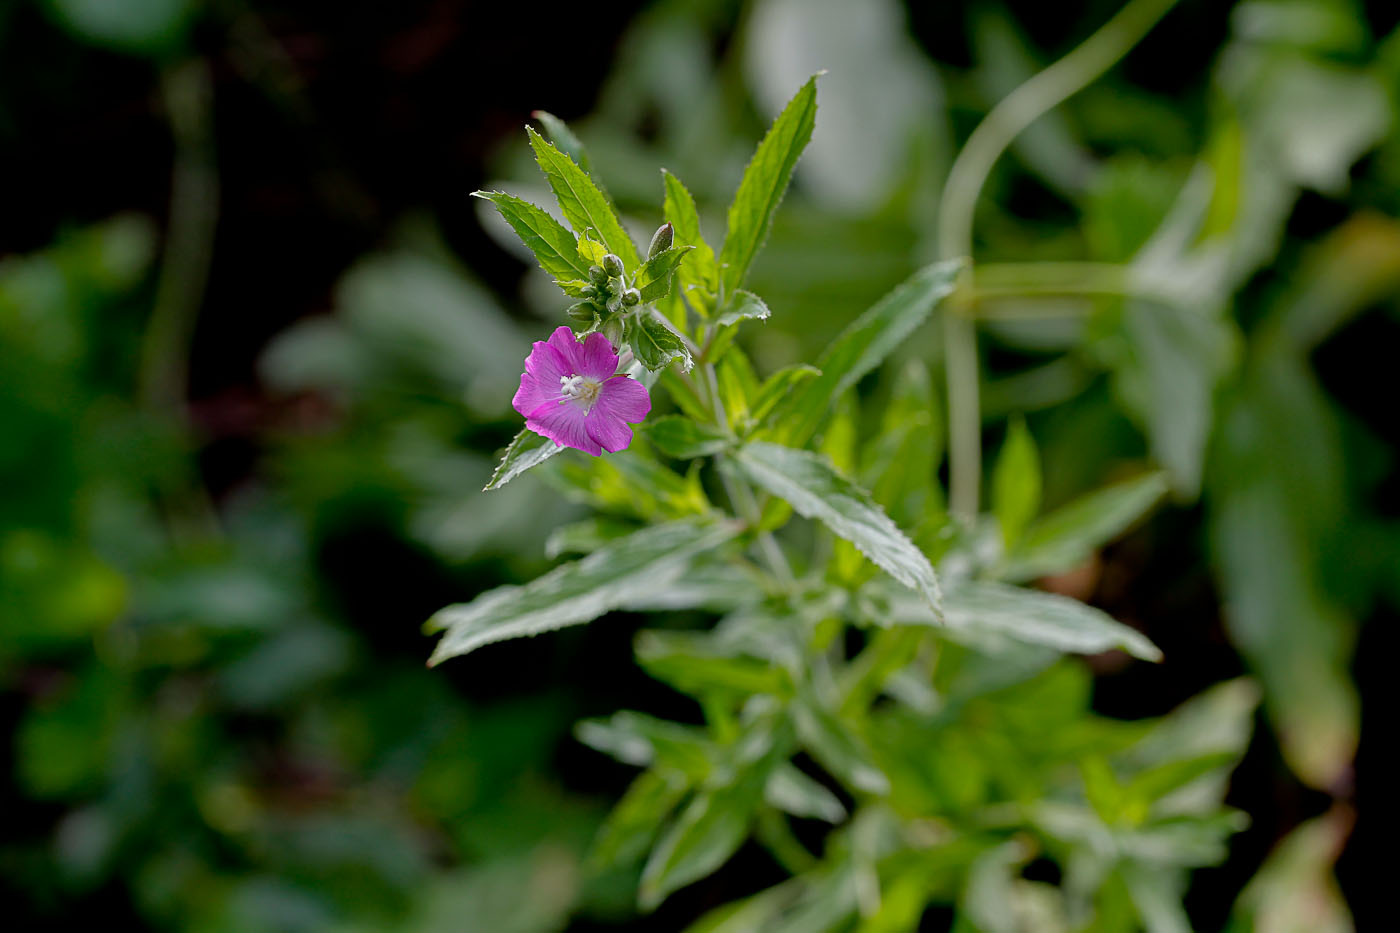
left=565, top=301, right=596, bottom=323
left=602, top=316, right=624, bottom=345
left=579, top=284, right=598, bottom=300
left=601, top=253, right=624, bottom=278
left=647, top=222, right=674, bottom=259
left=588, top=265, right=609, bottom=286
left=621, top=287, right=641, bottom=307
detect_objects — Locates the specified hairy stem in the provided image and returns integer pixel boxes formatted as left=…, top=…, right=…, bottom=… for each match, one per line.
left=937, top=0, right=1181, bottom=519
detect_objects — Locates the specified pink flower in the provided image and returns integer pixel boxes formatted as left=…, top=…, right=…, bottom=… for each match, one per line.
left=513, top=326, right=651, bottom=456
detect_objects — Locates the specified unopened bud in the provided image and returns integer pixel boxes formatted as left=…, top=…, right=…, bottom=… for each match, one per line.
left=621, top=287, right=641, bottom=307
left=588, top=265, right=609, bottom=286
left=579, top=284, right=598, bottom=300
left=602, top=316, right=624, bottom=345
left=565, top=301, right=596, bottom=323
left=647, top=222, right=674, bottom=259
left=601, top=253, right=625, bottom=278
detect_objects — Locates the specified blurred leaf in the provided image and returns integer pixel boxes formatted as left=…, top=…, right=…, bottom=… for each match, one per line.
left=427, top=519, right=737, bottom=664
left=733, top=442, right=942, bottom=612
left=792, top=693, right=890, bottom=796
left=714, top=290, right=772, bottom=327
left=764, top=764, right=847, bottom=823
left=527, top=126, right=640, bottom=269
left=1226, top=806, right=1353, bottom=933
left=772, top=259, right=963, bottom=448
left=640, top=782, right=761, bottom=910
left=544, top=516, right=638, bottom=559
left=751, top=364, right=821, bottom=427
left=590, top=769, right=691, bottom=870
left=719, top=76, right=819, bottom=297
left=663, top=169, right=718, bottom=308
left=1004, top=472, right=1169, bottom=581
left=871, top=581, right=1161, bottom=661
left=635, top=629, right=787, bottom=696
left=991, top=418, right=1041, bottom=552
left=860, top=359, right=941, bottom=528
left=575, top=711, right=713, bottom=778
left=42, top=0, right=193, bottom=55
left=646, top=416, right=732, bottom=460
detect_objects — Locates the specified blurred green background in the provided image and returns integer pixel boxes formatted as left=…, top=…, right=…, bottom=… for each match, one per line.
left=2, top=0, right=1396, bottom=929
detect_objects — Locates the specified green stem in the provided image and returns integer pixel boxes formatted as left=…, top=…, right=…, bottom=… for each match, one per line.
left=936, top=0, right=1181, bottom=520
left=756, top=808, right=817, bottom=875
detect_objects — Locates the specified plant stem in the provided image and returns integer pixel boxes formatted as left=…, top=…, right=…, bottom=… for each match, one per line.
left=936, top=0, right=1181, bottom=520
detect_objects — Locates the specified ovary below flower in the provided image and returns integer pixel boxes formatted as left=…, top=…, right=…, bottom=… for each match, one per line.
left=512, top=326, right=651, bottom=456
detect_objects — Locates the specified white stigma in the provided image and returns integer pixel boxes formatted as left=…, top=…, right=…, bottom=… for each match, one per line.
left=559, top=374, right=602, bottom=410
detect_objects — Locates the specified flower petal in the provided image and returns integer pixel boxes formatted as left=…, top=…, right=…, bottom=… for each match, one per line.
left=595, top=375, right=652, bottom=424
left=514, top=340, right=570, bottom=417
left=546, top=325, right=585, bottom=373
left=576, top=332, right=620, bottom=381
left=527, top=399, right=601, bottom=456
left=585, top=409, right=634, bottom=453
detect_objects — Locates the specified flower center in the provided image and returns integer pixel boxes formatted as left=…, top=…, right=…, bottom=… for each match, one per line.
left=559, top=374, right=603, bottom=411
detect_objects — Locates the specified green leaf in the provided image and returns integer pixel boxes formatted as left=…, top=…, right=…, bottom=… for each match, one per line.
left=526, top=126, right=640, bottom=269
left=635, top=630, right=787, bottom=696
left=636, top=245, right=694, bottom=303
left=991, top=417, right=1041, bottom=551
left=426, top=519, right=737, bottom=664
left=628, top=313, right=693, bottom=373
left=483, top=426, right=567, bottom=491
left=590, top=769, right=690, bottom=870
left=470, top=191, right=589, bottom=282
left=544, top=516, right=638, bottom=559
left=719, top=76, right=819, bottom=297
left=1004, top=472, right=1169, bottom=581
left=772, top=259, right=964, bottom=448
left=532, top=109, right=593, bottom=175
left=792, top=693, right=890, bottom=796
left=1226, top=808, right=1353, bottom=933
left=647, top=416, right=733, bottom=459
left=714, top=290, right=772, bottom=328
left=764, top=764, right=847, bottom=823
left=860, top=359, right=941, bottom=527
left=575, top=711, right=714, bottom=778
left=717, top=348, right=759, bottom=428
left=658, top=368, right=711, bottom=422
left=885, top=580, right=1162, bottom=661
left=733, top=441, right=941, bottom=613
left=640, top=783, right=760, bottom=910
left=750, top=364, right=821, bottom=425
left=662, top=169, right=717, bottom=310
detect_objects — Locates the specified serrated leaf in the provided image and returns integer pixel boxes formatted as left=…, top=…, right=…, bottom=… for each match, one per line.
left=577, top=236, right=607, bottom=266
left=1004, top=472, right=1169, bottom=581
left=532, top=109, right=593, bottom=174
left=751, top=364, right=821, bottom=425
left=764, top=764, right=847, bottom=823
left=647, top=416, right=733, bottom=459
left=527, top=125, right=640, bottom=269
left=992, top=417, right=1041, bottom=551
left=715, top=290, right=771, bottom=327
left=483, top=426, right=567, bottom=491
left=719, top=76, right=818, bottom=297
left=636, top=245, right=694, bottom=303
left=640, top=783, right=760, bottom=910
left=876, top=580, right=1162, bottom=661
left=471, top=191, right=589, bottom=282
left=772, top=259, right=963, bottom=448
left=426, top=519, right=737, bottom=664
left=733, top=441, right=941, bottom=613
left=662, top=169, right=717, bottom=311
left=629, top=313, right=693, bottom=372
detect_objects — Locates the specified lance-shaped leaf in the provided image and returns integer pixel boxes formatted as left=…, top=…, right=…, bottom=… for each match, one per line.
left=719, top=76, right=818, bottom=297
left=590, top=769, right=690, bottom=870
left=640, top=782, right=760, bottom=910
left=427, top=519, right=737, bottom=664
left=750, top=364, right=820, bottom=426
left=483, top=426, right=567, bottom=491
left=471, top=191, right=590, bottom=282
left=992, top=417, right=1041, bottom=551
left=792, top=693, right=890, bottom=796
left=662, top=170, right=717, bottom=312
left=733, top=441, right=942, bottom=613
left=871, top=580, right=1162, bottom=662
left=772, top=259, right=964, bottom=448
left=532, top=110, right=593, bottom=175
left=636, top=245, right=694, bottom=303
left=527, top=126, right=640, bottom=268
left=764, top=763, right=847, bottom=823
left=1003, top=472, right=1169, bottom=581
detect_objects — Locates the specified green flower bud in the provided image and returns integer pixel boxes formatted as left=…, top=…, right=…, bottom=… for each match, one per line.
left=602, top=316, right=624, bottom=345
left=621, top=287, right=641, bottom=307
left=565, top=301, right=596, bottom=323
left=601, top=253, right=624, bottom=278
left=579, top=284, right=598, bottom=300
left=647, top=222, right=674, bottom=259
left=588, top=265, right=609, bottom=286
